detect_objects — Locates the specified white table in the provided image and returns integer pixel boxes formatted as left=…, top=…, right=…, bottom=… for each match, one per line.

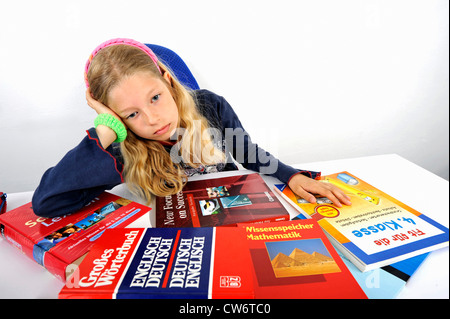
left=0, top=154, right=448, bottom=298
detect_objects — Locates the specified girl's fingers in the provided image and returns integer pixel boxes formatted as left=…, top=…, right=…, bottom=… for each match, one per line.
left=294, top=187, right=317, bottom=205
left=290, top=174, right=352, bottom=208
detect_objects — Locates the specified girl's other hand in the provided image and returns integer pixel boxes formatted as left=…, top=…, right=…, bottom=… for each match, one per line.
left=288, top=173, right=352, bottom=208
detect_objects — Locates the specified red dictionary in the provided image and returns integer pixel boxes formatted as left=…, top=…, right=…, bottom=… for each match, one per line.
left=59, top=227, right=254, bottom=299
left=59, top=219, right=366, bottom=299
left=241, top=219, right=367, bottom=299
left=0, top=192, right=151, bottom=281
left=156, top=173, right=290, bottom=227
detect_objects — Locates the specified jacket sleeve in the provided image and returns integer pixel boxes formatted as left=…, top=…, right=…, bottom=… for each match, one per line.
left=202, top=90, right=321, bottom=183
left=32, top=128, right=124, bottom=218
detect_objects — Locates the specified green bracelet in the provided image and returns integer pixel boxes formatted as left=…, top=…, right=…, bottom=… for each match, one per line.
left=94, top=113, right=127, bottom=143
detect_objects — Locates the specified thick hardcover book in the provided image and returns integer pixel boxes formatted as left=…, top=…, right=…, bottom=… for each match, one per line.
left=0, top=192, right=151, bottom=281
left=274, top=171, right=449, bottom=272
left=59, top=227, right=254, bottom=299
left=156, top=173, right=289, bottom=227
left=241, top=219, right=367, bottom=298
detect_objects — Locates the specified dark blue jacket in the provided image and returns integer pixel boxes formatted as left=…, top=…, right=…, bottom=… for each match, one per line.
left=32, top=90, right=320, bottom=218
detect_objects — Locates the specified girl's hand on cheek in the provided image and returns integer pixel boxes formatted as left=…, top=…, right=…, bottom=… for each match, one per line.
left=288, top=173, right=352, bottom=208
left=86, top=89, right=127, bottom=148
left=86, top=89, right=126, bottom=127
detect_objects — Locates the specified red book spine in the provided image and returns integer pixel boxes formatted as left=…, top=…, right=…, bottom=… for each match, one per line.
left=0, top=193, right=152, bottom=282
left=1, top=224, right=36, bottom=263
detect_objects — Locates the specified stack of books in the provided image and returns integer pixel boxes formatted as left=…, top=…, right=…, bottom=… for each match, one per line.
left=1, top=172, right=448, bottom=299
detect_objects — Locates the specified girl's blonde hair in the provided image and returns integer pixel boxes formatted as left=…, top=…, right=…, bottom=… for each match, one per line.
left=87, top=45, right=225, bottom=204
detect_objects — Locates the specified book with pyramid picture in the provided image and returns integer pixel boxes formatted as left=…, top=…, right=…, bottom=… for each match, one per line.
left=241, top=219, right=367, bottom=298
left=268, top=239, right=341, bottom=278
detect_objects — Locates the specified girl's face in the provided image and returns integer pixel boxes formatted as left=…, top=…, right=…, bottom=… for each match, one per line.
left=108, top=71, right=179, bottom=142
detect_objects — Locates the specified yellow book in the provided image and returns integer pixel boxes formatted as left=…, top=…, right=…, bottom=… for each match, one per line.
left=324, top=177, right=380, bottom=205
left=273, top=171, right=449, bottom=272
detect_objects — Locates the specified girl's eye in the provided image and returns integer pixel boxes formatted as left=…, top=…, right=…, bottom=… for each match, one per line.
left=151, top=94, right=160, bottom=103
left=126, top=112, right=138, bottom=120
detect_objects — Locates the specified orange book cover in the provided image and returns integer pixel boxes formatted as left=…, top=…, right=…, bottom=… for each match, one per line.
left=274, top=171, right=449, bottom=271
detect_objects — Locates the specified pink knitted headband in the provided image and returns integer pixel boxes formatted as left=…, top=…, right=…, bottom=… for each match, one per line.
left=84, top=38, right=162, bottom=88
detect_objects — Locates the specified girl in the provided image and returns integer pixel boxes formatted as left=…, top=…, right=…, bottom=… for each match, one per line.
left=32, top=38, right=350, bottom=218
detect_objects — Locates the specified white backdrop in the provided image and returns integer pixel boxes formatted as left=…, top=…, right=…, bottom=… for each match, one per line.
left=0, top=0, right=448, bottom=193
